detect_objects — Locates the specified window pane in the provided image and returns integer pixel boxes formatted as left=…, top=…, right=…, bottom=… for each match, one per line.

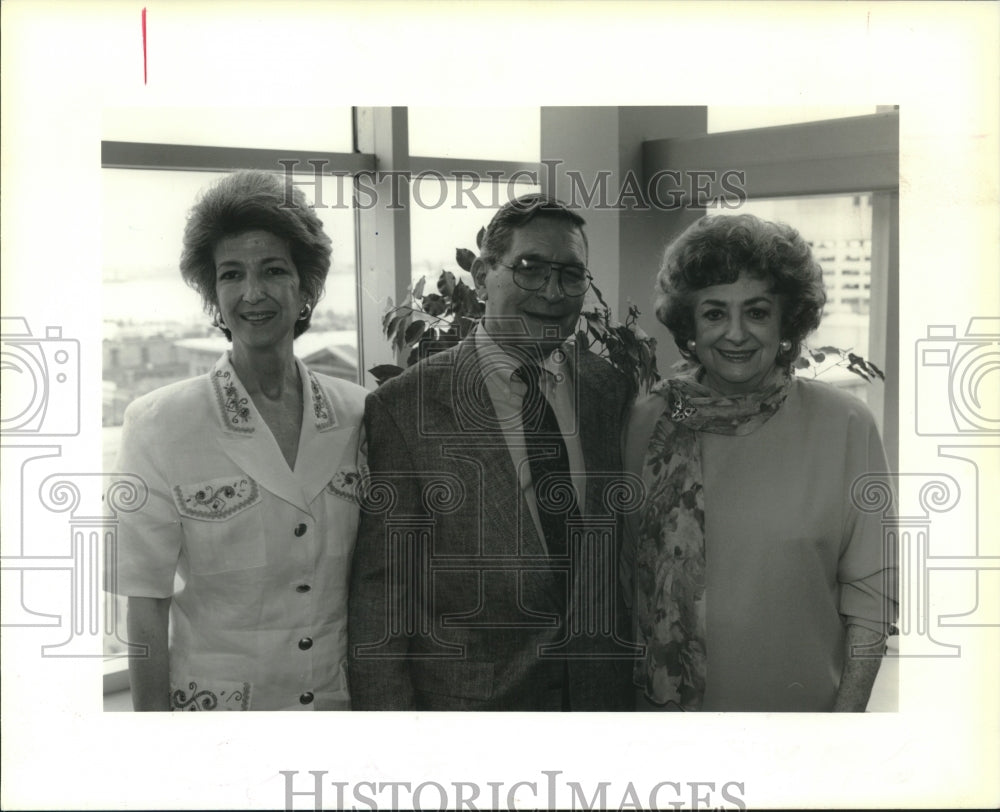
left=103, top=107, right=355, bottom=152
left=408, top=107, right=540, bottom=162
left=707, top=106, right=879, bottom=134
left=408, top=177, right=541, bottom=290
left=728, top=194, right=875, bottom=403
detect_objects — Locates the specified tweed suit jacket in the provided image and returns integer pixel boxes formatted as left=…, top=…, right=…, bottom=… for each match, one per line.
left=348, top=335, right=636, bottom=710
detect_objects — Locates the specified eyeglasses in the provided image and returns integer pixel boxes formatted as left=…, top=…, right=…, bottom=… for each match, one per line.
left=499, top=258, right=593, bottom=297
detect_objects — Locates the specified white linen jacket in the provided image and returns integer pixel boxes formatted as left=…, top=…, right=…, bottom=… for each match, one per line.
left=110, top=352, right=367, bottom=711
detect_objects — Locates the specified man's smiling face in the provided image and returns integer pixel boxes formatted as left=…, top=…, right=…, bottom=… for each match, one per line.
left=476, top=216, right=588, bottom=354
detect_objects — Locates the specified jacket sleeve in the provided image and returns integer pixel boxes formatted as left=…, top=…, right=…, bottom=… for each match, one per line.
left=108, top=397, right=183, bottom=599
left=347, top=388, right=418, bottom=709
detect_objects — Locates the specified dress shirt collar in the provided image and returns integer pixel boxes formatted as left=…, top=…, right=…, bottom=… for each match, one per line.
left=473, top=324, right=576, bottom=399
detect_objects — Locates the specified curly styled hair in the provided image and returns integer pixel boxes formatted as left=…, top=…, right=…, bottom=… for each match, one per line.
left=654, top=213, right=827, bottom=369
left=478, top=192, right=588, bottom=264
left=180, top=169, right=332, bottom=340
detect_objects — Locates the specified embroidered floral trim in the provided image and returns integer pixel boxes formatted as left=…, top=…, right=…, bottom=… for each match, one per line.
left=211, top=368, right=254, bottom=434
left=210, top=355, right=338, bottom=434
left=173, top=476, right=261, bottom=520
left=327, top=464, right=367, bottom=503
left=308, top=371, right=338, bottom=431
left=171, top=680, right=251, bottom=711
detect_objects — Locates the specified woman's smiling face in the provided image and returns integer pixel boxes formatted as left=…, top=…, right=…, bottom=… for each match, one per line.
left=691, top=273, right=783, bottom=395
left=213, top=230, right=305, bottom=355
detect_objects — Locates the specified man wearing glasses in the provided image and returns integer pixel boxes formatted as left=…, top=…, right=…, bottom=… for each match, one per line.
left=349, top=194, right=635, bottom=710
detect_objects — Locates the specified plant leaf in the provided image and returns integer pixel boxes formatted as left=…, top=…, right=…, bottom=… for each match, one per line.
left=847, top=362, right=872, bottom=382
left=369, top=364, right=404, bottom=385
left=404, top=319, right=427, bottom=345
left=451, top=280, right=478, bottom=317
left=456, top=248, right=476, bottom=273
left=422, top=293, right=446, bottom=317
left=383, top=313, right=402, bottom=341
left=793, top=356, right=811, bottom=369
left=475, top=226, right=486, bottom=250
left=413, top=276, right=427, bottom=300
left=437, top=270, right=456, bottom=296
left=392, top=313, right=412, bottom=352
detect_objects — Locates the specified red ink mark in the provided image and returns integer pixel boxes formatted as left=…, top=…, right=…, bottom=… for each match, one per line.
left=142, top=8, right=148, bottom=85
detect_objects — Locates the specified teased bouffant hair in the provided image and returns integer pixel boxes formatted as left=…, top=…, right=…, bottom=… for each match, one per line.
left=655, top=213, right=827, bottom=368
left=180, top=169, right=331, bottom=340
left=478, top=192, right=588, bottom=264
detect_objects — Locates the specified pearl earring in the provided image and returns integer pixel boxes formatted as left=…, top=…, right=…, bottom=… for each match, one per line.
left=779, top=339, right=792, bottom=353
left=687, top=340, right=697, bottom=351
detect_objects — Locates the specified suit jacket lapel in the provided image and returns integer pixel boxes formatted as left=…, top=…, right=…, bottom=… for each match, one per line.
left=428, top=338, right=548, bottom=559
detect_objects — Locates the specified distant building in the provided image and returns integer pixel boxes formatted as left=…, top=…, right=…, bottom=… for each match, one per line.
left=102, top=330, right=189, bottom=384
left=813, top=236, right=872, bottom=315
left=173, top=330, right=358, bottom=381
left=102, top=328, right=358, bottom=425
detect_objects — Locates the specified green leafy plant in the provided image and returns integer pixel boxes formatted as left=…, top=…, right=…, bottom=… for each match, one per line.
left=370, top=228, right=661, bottom=394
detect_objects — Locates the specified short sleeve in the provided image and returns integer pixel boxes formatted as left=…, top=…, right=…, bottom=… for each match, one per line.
left=105, top=400, right=183, bottom=598
left=837, top=404, right=898, bottom=636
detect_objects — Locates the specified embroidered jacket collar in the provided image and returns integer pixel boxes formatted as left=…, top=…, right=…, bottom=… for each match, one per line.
left=207, top=352, right=350, bottom=514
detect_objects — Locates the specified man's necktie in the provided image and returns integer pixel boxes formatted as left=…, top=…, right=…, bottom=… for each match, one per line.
left=516, top=363, right=578, bottom=557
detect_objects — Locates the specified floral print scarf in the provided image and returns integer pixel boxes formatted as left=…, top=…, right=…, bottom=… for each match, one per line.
left=634, top=367, right=792, bottom=709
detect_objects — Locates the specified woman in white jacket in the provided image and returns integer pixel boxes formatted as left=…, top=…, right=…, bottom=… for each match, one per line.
left=111, top=170, right=367, bottom=711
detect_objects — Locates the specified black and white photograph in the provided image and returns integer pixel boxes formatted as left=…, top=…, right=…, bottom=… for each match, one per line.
left=1, top=2, right=997, bottom=809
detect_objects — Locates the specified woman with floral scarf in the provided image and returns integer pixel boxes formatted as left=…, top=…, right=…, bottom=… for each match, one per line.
left=623, top=214, right=896, bottom=712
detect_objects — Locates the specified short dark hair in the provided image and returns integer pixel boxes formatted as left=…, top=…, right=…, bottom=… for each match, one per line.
left=479, top=193, right=588, bottom=264
left=180, top=169, right=332, bottom=340
left=655, top=213, right=827, bottom=368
